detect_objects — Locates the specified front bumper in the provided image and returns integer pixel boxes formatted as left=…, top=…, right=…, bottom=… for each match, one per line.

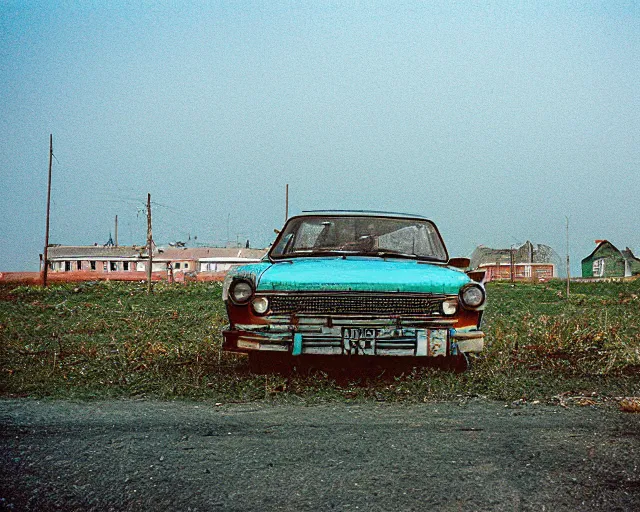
left=223, top=325, right=484, bottom=357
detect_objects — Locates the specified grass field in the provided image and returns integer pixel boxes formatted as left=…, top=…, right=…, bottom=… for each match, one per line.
left=1, top=279, right=639, bottom=403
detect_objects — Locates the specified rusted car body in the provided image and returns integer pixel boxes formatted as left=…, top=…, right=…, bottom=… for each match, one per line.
left=222, top=211, right=485, bottom=371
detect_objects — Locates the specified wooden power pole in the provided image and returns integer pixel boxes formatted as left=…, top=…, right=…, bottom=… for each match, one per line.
left=147, top=193, right=153, bottom=294
left=566, top=216, right=570, bottom=298
left=510, top=245, right=515, bottom=283
left=42, top=134, right=53, bottom=287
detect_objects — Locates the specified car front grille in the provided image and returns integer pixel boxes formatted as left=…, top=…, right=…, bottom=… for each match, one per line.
left=267, top=293, right=444, bottom=316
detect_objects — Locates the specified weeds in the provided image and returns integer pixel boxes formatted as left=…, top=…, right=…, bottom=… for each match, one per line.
left=1, top=280, right=639, bottom=402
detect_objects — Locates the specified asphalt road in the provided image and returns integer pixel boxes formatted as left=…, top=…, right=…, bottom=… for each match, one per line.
left=1, top=399, right=639, bottom=511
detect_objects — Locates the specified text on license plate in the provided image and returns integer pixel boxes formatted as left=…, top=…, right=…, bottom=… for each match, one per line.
left=341, top=327, right=448, bottom=356
left=341, top=327, right=381, bottom=355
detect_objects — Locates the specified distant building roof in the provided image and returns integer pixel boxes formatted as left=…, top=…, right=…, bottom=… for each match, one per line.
left=621, top=247, right=640, bottom=264
left=47, top=245, right=268, bottom=262
left=580, top=240, right=619, bottom=263
left=48, top=246, right=145, bottom=260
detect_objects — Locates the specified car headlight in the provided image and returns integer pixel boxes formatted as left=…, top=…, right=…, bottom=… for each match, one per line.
left=222, top=273, right=233, bottom=301
left=252, top=296, right=270, bottom=315
left=229, top=279, right=254, bottom=305
left=441, top=298, right=458, bottom=316
left=460, top=283, right=485, bottom=309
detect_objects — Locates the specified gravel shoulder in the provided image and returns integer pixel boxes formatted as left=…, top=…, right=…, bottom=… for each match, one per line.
left=1, top=399, right=639, bottom=511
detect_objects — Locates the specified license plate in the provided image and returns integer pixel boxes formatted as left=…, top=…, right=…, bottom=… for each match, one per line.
left=341, top=327, right=381, bottom=355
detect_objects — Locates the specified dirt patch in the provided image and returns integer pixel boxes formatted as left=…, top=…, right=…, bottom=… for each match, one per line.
left=2, top=399, right=639, bottom=511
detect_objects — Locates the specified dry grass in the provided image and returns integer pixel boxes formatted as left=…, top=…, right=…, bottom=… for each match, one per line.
left=1, top=279, right=639, bottom=403
left=619, top=398, right=640, bottom=413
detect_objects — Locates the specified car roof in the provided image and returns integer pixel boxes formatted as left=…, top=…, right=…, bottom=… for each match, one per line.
left=298, top=210, right=431, bottom=220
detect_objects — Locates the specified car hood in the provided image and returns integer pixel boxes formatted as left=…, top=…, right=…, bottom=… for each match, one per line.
left=252, top=257, right=470, bottom=294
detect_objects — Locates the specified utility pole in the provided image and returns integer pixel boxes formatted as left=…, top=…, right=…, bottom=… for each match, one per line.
left=510, top=245, right=515, bottom=283
left=42, top=134, right=53, bottom=287
left=147, top=193, right=153, bottom=294
left=285, top=183, right=289, bottom=222
left=115, top=215, right=118, bottom=247
left=566, top=216, right=570, bottom=298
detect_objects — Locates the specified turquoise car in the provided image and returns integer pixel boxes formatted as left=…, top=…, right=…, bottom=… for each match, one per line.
left=222, top=211, right=485, bottom=372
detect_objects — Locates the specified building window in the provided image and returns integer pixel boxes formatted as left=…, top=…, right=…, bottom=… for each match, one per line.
left=103, top=262, right=108, bottom=272
left=90, top=261, right=96, bottom=271
left=593, top=259, right=605, bottom=277
left=184, top=263, right=189, bottom=269
left=123, top=262, right=129, bottom=271
left=65, top=261, right=71, bottom=272
left=175, top=262, right=181, bottom=269
left=110, top=261, right=118, bottom=272
left=77, top=261, right=82, bottom=271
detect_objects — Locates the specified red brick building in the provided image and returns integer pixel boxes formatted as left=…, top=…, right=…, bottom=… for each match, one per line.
left=479, top=262, right=555, bottom=282
left=469, top=241, right=559, bottom=282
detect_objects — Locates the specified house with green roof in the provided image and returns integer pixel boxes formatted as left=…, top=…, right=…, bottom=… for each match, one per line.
left=581, top=240, right=640, bottom=278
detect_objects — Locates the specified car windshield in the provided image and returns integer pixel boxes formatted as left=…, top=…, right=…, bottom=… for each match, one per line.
left=269, top=215, right=448, bottom=262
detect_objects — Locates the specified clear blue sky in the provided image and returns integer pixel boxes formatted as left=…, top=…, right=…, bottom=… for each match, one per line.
left=1, top=1, right=638, bottom=273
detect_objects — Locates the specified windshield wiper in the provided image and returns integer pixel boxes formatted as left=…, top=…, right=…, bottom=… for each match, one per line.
left=287, top=249, right=361, bottom=256
left=373, top=250, right=418, bottom=260
left=281, top=249, right=437, bottom=261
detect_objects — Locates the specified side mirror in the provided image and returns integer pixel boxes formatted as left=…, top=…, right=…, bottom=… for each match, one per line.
left=447, top=257, right=470, bottom=270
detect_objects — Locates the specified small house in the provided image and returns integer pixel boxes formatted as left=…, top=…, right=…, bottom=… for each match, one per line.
left=582, top=241, right=640, bottom=278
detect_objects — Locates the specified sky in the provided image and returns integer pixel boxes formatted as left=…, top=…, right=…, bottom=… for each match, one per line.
left=1, top=1, right=638, bottom=274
